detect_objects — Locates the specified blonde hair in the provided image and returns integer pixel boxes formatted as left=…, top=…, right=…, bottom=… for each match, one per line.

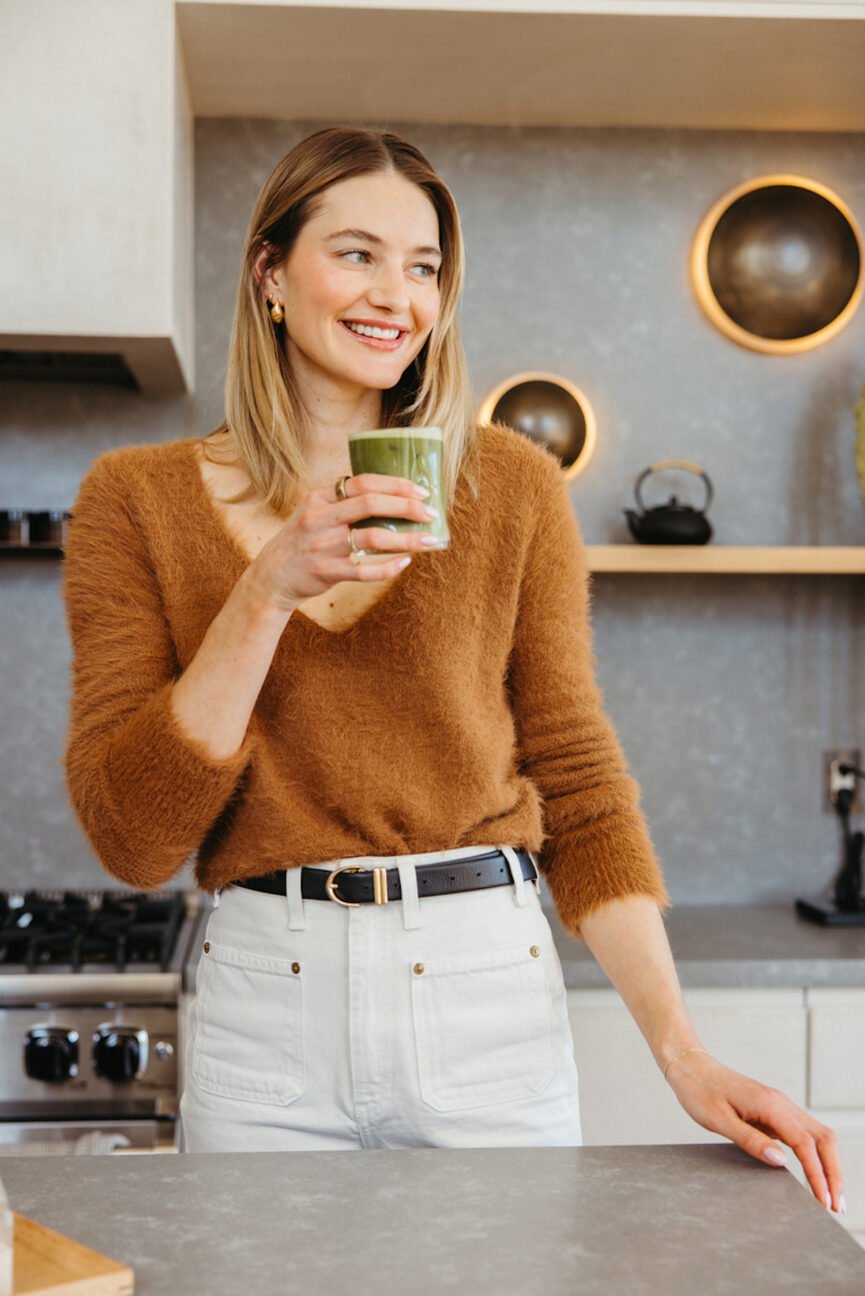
left=204, top=125, right=480, bottom=516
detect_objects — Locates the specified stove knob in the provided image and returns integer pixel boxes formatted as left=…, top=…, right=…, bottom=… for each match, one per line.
left=24, top=1026, right=79, bottom=1084
left=92, top=1026, right=149, bottom=1084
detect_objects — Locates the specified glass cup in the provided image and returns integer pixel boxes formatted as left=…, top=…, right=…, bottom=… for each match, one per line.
left=347, top=426, right=449, bottom=560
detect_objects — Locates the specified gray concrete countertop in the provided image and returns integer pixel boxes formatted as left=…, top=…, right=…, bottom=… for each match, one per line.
left=546, top=903, right=865, bottom=989
left=3, top=1144, right=864, bottom=1294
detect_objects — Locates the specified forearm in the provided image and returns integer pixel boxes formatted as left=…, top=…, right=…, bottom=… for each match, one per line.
left=577, top=894, right=702, bottom=1074
left=169, top=569, right=294, bottom=761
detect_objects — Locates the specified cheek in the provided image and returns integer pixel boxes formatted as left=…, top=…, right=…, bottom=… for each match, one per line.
left=288, top=264, right=348, bottom=320
left=417, top=285, right=441, bottom=333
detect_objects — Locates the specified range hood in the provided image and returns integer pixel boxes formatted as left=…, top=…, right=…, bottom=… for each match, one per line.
left=0, top=1, right=194, bottom=396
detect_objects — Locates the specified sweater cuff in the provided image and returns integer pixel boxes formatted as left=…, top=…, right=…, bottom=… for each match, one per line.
left=540, top=816, right=673, bottom=939
left=104, top=681, right=254, bottom=859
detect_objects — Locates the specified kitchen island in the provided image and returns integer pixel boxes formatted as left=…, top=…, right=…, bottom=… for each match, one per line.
left=3, top=1143, right=864, bottom=1294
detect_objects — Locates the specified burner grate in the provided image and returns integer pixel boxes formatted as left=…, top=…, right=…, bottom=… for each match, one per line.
left=0, top=890, right=186, bottom=971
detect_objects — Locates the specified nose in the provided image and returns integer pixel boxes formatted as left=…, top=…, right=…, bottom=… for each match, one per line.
left=365, top=257, right=411, bottom=314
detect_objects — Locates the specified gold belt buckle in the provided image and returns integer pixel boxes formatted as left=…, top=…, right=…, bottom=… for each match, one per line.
left=324, top=863, right=390, bottom=907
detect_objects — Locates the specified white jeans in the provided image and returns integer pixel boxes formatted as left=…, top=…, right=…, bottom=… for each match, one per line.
left=179, top=844, right=582, bottom=1152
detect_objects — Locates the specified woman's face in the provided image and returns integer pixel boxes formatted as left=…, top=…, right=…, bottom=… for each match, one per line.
left=268, top=170, right=443, bottom=399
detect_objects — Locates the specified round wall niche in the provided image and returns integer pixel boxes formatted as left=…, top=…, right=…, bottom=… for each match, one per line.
left=478, top=372, right=597, bottom=480
left=691, top=174, right=863, bottom=355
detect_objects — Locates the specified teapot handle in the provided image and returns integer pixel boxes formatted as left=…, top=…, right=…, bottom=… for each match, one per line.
left=634, top=459, right=713, bottom=513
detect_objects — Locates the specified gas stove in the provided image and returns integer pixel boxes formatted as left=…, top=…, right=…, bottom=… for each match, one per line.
left=0, top=888, right=207, bottom=1153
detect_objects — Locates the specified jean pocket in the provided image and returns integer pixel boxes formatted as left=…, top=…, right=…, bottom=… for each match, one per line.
left=191, top=941, right=304, bottom=1106
left=410, top=941, right=556, bottom=1112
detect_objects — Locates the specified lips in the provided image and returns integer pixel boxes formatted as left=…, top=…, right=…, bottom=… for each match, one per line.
left=339, top=320, right=407, bottom=351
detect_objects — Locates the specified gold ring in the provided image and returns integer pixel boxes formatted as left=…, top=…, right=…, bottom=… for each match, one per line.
left=335, top=475, right=352, bottom=501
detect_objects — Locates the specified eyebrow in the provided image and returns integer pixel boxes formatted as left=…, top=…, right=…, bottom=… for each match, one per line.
left=325, top=227, right=442, bottom=259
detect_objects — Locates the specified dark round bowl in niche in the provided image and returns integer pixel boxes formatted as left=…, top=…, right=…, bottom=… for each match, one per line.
left=478, top=373, right=597, bottom=479
left=692, top=175, right=863, bottom=354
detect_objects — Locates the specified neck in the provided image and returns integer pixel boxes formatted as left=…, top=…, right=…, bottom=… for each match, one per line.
left=288, top=344, right=384, bottom=478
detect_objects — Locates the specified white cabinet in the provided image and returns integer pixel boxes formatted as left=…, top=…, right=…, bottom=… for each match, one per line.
left=568, top=987, right=806, bottom=1146
left=808, top=989, right=865, bottom=1108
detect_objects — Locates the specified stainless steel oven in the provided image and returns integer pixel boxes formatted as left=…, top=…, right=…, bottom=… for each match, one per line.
left=0, top=889, right=206, bottom=1154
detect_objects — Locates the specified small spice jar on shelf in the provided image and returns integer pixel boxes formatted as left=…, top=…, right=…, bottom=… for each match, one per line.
left=28, top=510, right=67, bottom=545
left=0, top=510, right=29, bottom=545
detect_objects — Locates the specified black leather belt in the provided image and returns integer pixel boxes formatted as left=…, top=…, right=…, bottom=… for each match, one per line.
left=230, top=848, right=538, bottom=907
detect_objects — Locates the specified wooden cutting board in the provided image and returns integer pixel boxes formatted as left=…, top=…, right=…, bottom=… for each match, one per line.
left=12, top=1212, right=134, bottom=1295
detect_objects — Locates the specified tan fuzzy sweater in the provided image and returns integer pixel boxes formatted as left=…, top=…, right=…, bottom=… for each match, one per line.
left=62, top=423, right=671, bottom=937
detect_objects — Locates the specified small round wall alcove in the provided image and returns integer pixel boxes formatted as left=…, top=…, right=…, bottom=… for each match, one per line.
left=478, top=372, right=597, bottom=481
left=691, top=174, right=863, bottom=354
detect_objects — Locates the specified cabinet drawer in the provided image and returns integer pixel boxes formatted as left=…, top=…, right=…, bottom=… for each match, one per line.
left=807, top=990, right=865, bottom=1108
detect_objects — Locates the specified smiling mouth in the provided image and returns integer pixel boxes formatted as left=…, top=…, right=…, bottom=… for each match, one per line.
left=339, top=320, right=407, bottom=350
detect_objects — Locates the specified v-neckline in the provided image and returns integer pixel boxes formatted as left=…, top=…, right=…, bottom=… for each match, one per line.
left=182, top=437, right=415, bottom=638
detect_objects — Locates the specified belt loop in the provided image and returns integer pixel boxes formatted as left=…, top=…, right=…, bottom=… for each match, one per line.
left=211, top=887, right=221, bottom=910
left=286, top=863, right=306, bottom=931
left=501, top=846, right=528, bottom=907
left=395, top=857, right=422, bottom=930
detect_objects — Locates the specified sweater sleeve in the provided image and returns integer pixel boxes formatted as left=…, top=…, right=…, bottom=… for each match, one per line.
left=506, top=450, right=672, bottom=938
left=62, top=451, right=255, bottom=890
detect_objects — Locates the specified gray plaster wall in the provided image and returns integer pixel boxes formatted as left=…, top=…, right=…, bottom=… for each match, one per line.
left=1, top=121, right=864, bottom=906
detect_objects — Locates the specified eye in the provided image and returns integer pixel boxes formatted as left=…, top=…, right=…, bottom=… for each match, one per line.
left=341, top=249, right=371, bottom=264
left=413, top=263, right=439, bottom=279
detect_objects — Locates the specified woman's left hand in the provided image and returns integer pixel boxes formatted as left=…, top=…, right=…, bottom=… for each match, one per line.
left=665, top=1048, right=846, bottom=1214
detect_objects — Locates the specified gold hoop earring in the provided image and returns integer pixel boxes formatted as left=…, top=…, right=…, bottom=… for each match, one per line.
left=269, top=300, right=284, bottom=325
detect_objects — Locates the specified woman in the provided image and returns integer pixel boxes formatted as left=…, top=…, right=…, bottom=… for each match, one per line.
left=63, top=126, right=843, bottom=1207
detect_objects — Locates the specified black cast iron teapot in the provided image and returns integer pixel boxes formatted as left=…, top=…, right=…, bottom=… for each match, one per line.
left=624, top=459, right=714, bottom=545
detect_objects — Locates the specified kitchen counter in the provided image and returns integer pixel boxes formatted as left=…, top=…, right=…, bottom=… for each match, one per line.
left=547, top=903, right=865, bottom=989
left=3, top=1144, right=864, bottom=1294
left=184, top=899, right=865, bottom=992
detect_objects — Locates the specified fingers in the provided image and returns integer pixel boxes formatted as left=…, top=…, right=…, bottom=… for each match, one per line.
left=347, top=472, right=430, bottom=499
left=795, top=1110, right=845, bottom=1214
left=309, top=473, right=426, bottom=507
left=717, top=1087, right=845, bottom=1212
left=351, top=553, right=414, bottom=580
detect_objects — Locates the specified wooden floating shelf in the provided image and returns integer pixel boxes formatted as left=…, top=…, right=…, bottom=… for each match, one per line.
left=586, top=546, right=865, bottom=574
left=0, top=542, right=64, bottom=556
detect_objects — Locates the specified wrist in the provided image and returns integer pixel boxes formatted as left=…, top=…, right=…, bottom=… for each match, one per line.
left=655, top=1027, right=705, bottom=1076
left=236, top=567, right=297, bottom=626
left=660, top=1043, right=712, bottom=1083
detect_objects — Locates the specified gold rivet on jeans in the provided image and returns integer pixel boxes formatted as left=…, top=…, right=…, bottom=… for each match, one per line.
left=530, top=945, right=540, bottom=958
left=291, top=962, right=300, bottom=974
left=203, top=942, right=210, bottom=954
left=413, top=962, right=425, bottom=975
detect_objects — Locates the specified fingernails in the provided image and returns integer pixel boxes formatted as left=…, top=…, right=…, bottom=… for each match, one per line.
left=825, top=1193, right=833, bottom=1211
left=422, top=505, right=440, bottom=519
left=763, top=1146, right=787, bottom=1166
left=412, top=484, right=430, bottom=498
left=840, top=1194, right=847, bottom=1215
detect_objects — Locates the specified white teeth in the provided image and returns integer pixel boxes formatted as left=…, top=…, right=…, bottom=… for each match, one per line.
left=344, top=321, right=401, bottom=340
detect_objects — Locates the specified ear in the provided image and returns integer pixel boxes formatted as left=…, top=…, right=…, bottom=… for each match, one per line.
left=252, top=244, right=281, bottom=298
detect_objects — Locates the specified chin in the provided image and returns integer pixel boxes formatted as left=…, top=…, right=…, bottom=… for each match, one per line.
left=339, top=364, right=412, bottom=392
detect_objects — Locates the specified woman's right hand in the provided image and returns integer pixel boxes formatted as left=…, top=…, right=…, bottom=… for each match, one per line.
left=244, top=473, right=439, bottom=611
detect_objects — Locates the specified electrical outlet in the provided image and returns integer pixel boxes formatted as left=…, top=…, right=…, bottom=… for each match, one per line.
left=823, top=749, right=861, bottom=814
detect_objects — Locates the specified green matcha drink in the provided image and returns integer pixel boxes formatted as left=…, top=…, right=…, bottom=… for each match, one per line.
left=348, top=426, right=449, bottom=550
